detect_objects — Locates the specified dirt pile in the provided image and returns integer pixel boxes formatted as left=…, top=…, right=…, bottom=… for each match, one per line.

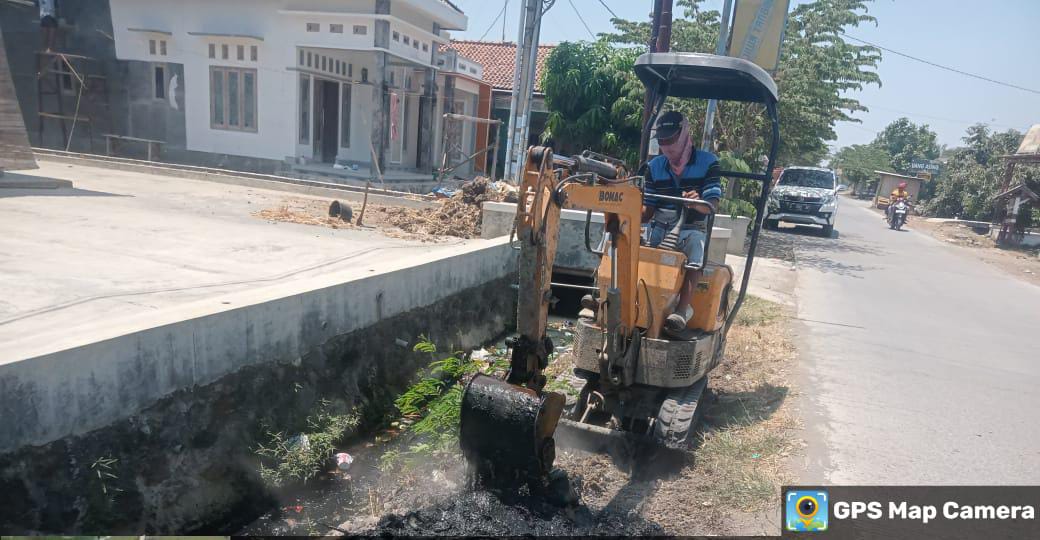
left=377, top=177, right=513, bottom=239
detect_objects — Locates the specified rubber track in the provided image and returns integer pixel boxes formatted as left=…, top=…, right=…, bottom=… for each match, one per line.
left=654, top=377, right=708, bottom=449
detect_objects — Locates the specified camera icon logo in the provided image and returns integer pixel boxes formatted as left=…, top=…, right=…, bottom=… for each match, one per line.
left=785, top=490, right=828, bottom=532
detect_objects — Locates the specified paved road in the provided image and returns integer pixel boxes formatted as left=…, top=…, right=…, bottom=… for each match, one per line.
left=773, top=197, right=1040, bottom=485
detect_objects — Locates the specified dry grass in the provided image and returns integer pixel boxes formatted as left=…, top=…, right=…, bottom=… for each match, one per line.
left=548, top=294, right=800, bottom=534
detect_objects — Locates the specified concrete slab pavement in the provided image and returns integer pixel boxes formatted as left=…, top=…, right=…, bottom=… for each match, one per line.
left=0, top=161, right=472, bottom=362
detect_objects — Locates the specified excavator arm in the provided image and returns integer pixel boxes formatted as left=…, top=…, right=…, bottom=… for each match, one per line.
left=459, top=147, right=640, bottom=495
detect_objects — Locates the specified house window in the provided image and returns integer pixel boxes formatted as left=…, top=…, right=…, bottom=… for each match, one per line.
left=154, top=65, right=166, bottom=99
left=250, top=45, right=258, bottom=61
left=221, top=44, right=229, bottom=59
left=392, top=31, right=399, bottom=41
left=361, top=68, right=368, bottom=83
left=353, top=25, right=367, bottom=35
left=422, top=43, right=428, bottom=52
left=413, top=40, right=419, bottom=50
left=299, top=49, right=304, bottom=65
left=348, top=64, right=353, bottom=77
left=237, top=45, right=244, bottom=61
left=403, top=36, right=410, bottom=45
left=307, top=51, right=312, bottom=67
left=330, top=24, right=343, bottom=33
left=209, top=43, right=216, bottom=58
left=306, top=23, right=320, bottom=32
left=299, top=75, right=310, bottom=143
left=210, top=66, right=257, bottom=132
left=160, top=40, right=167, bottom=56
left=340, top=83, right=351, bottom=148
left=149, top=39, right=156, bottom=55
left=321, top=56, right=327, bottom=71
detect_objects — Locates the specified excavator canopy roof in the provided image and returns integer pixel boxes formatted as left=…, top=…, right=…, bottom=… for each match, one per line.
left=634, top=52, right=779, bottom=104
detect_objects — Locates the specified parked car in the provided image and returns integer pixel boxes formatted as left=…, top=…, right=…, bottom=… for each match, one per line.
left=764, top=166, right=844, bottom=236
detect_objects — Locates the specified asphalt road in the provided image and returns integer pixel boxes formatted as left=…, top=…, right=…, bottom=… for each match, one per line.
left=773, top=196, right=1040, bottom=485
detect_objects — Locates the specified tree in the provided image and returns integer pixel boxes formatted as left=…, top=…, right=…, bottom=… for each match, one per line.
left=831, top=143, right=892, bottom=195
left=924, top=124, right=1025, bottom=220
left=872, top=117, right=940, bottom=174
left=539, top=41, right=643, bottom=164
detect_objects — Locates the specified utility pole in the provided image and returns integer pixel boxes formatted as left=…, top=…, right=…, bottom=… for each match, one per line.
left=502, top=0, right=509, bottom=41
left=503, top=0, right=552, bottom=182
left=700, top=0, right=734, bottom=151
left=638, top=0, right=673, bottom=165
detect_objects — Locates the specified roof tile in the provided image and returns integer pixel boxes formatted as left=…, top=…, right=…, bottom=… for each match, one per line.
left=448, top=39, right=555, bottom=92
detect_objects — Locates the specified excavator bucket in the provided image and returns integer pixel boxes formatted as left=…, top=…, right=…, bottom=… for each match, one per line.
left=459, top=374, right=565, bottom=486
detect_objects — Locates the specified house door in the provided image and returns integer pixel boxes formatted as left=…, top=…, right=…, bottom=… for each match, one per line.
left=314, top=79, right=339, bottom=164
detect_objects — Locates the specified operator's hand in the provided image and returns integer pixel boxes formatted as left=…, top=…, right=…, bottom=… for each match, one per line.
left=683, top=189, right=700, bottom=208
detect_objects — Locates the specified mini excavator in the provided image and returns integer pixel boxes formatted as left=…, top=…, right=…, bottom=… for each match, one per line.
left=458, top=52, right=781, bottom=498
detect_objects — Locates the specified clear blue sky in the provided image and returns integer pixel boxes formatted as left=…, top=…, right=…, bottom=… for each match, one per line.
left=451, top=0, right=1040, bottom=154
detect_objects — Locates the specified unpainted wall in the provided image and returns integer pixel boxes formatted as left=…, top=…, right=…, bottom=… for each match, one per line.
left=0, top=274, right=517, bottom=534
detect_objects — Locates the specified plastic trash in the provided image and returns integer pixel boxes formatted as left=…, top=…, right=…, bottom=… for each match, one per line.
left=335, top=452, right=354, bottom=471
left=471, top=348, right=490, bottom=361
left=333, top=162, right=346, bottom=170
left=287, top=434, right=310, bottom=452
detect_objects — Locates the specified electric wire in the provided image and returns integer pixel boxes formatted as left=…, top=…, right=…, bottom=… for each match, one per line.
left=567, top=0, right=597, bottom=40
left=479, top=1, right=509, bottom=41
left=843, top=33, right=1040, bottom=96
left=596, top=0, right=619, bottom=19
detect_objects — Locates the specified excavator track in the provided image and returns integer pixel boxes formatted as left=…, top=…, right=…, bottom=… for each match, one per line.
left=653, top=377, right=709, bottom=450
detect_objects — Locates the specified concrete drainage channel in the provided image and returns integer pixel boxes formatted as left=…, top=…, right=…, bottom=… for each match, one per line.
left=0, top=239, right=517, bottom=534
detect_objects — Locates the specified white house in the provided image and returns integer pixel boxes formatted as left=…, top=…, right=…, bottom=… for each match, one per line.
left=108, top=0, right=490, bottom=183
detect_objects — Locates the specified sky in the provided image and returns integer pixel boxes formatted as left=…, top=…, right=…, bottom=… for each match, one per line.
left=451, top=0, right=1040, bottom=155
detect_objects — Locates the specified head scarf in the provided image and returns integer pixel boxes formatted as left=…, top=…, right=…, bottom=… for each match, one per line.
left=659, top=119, right=694, bottom=176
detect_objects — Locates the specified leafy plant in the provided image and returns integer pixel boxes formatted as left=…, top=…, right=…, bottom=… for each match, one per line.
left=255, top=400, right=360, bottom=487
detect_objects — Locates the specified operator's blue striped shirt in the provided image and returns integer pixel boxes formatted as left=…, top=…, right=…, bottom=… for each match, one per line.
left=644, top=151, right=723, bottom=226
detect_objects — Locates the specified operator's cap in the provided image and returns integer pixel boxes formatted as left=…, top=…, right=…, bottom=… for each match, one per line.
left=653, top=111, right=685, bottom=140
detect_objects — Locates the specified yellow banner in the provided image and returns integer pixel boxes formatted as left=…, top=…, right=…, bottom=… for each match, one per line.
left=729, top=0, right=792, bottom=73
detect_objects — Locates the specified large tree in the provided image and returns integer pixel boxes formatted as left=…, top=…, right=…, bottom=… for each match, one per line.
left=925, top=124, right=1027, bottom=220
left=871, top=117, right=940, bottom=174
left=539, top=41, right=643, bottom=164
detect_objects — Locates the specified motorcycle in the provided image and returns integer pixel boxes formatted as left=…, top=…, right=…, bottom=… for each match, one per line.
left=888, top=198, right=910, bottom=230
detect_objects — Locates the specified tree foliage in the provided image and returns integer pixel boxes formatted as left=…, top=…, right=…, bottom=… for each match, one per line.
left=925, top=124, right=1030, bottom=220
left=831, top=143, right=892, bottom=194
left=871, top=117, right=940, bottom=174
left=593, top=0, right=883, bottom=166
left=540, top=41, right=644, bottom=164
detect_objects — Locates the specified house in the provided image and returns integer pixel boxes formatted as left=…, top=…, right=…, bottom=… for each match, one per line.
left=448, top=39, right=555, bottom=177
left=100, top=0, right=491, bottom=188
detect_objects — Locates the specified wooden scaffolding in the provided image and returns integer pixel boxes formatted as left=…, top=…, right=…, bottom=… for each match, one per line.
left=35, top=50, right=109, bottom=152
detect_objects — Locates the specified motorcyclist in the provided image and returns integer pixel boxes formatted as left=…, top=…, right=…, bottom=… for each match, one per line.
left=886, top=181, right=912, bottom=222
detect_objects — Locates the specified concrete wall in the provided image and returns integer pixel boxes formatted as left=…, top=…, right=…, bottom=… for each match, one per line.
left=0, top=238, right=517, bottom=533
left=0, top=238, right=513, bottom=454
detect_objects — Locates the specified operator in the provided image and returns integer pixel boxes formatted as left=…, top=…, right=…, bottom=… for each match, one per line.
left=886, top=181, right=911, bottom=221
left=642, top=111, right=722, bottom=335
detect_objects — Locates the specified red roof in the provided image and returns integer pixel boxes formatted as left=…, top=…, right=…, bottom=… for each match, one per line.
left=448, top=40, right=555, bottom=92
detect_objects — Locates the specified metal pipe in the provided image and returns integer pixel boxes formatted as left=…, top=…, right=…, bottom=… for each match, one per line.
left=701, top=0, right=734, bottom=151
left=549, top=282, right=600, bottom=291
left=443, top=113, right=503, bottom=125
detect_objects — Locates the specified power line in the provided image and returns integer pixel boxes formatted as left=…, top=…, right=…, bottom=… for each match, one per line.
left=842, top=33, right=1040, bottom=96
left=596, top=0, right=619, bottom=19
left=567, top=0, right=597, bottom=40
left=479, top=1, right=509, bottom=41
